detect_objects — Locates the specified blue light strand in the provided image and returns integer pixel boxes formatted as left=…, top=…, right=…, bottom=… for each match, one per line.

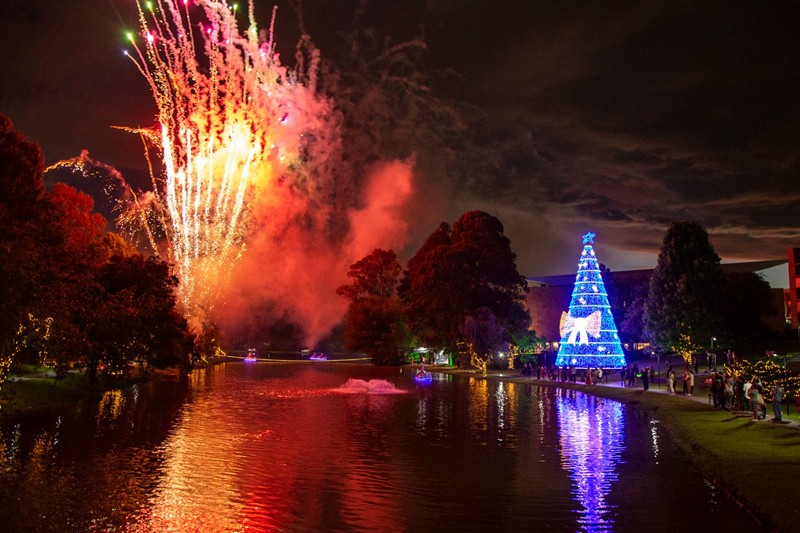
left=555, top=237, right=627, bottom=369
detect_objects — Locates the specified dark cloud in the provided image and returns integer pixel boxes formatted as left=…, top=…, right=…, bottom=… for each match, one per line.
left=1, top=0, right=798, bottom=288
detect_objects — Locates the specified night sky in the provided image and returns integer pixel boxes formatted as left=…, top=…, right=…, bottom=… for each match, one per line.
left=2, top=0, right=799, bottom=284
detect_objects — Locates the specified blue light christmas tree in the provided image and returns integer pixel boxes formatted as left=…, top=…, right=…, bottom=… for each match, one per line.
left=554, top=232, right=627, bottom=369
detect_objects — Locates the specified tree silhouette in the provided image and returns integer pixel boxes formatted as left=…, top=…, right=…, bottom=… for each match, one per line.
left=643, top=221, right=725, bottom=361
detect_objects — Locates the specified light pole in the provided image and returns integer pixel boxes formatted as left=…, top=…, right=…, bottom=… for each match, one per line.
left=711, top=337, right=717, bottom=370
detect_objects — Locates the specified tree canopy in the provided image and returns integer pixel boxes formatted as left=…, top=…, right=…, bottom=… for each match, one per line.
left=643, top=220, right=725, bottom=360
left=0, top=114, right=194, bottom=384
left=337, top=248, right=409, bottom=365
left=401, top=210, right=530, bottom=366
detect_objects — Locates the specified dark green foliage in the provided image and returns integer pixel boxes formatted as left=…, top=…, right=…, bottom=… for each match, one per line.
left=336, top=248, right=402, bottom=302
left=459, top=306, right=503, bottom=367
left=643, top=221, right=725, bottom=356
left=509, top=329, right=546, bottom=365
left=337, top=249, right=410, bottom=364
left=605, top=268, right=651, bottom=343
left=90, top=255, right=194, bottom=373
left=343, top=297, right=410, bottom=365
left=401, top=211, right=530, bottom=364
left=719, top=272, right=776, bottom=350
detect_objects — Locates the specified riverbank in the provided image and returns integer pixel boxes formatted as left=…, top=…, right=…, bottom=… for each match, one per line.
left=0, top=373, right=107, bottom=419
left=0, top=367, right=181, bottom=420
left=437, top=366, right=800, bottom=532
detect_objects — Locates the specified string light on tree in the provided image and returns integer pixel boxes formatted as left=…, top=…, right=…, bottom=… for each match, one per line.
left=555, top=232, right=627, bottom=369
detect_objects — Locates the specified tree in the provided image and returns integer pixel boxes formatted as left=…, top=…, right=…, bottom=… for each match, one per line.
left=719, top=272, right=776, bottom=350
left=337, top=249, right=409, bottom=364
left=24, top=184, right=112, bottom=377
left=0, top=117, right=194, bottom=383
left=336, top=248, right=402, bottom=302
left=89, top=254, right=194, bottom=375
left=643, top=221, right=725, bottom=361
left=605, top=268, right=651, bottom=344
left=0, top=115, right=44, bottom=221
left=459, top=306, right=504, bottom=368
left=398, top=222, right=453, bottom=349
left=509, top=329, right=546, bottom=365
left=46, top=182, right=106, bottom=253
left=0, top=115, right=47, bottom=379
left=401, top=211, right=530, bottom=367
left=343, top=297, right=410, bottom=365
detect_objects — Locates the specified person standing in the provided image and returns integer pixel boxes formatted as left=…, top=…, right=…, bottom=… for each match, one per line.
left=750, top=378, right=763, bottom=420
left=630, top=364, right=639, bottom=387
left=724, top=375, right=734, bottom=409
left=686, top=370, right=695, bottom=396
left=641, top=367, right=649, bottom=391
left=773, top=383, right=785, bottom=422
left=742, top=377, right=752, bottom=412
left=710, top=373, right=720, bottom=407
left=667, top=369, right=676, bottom=395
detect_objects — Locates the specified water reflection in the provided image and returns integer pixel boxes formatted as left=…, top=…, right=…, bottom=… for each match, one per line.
left=0, top=365, right=763, bottom=532
left=557, top=392, right=624, bottom=532
left=96, top=389, right=126, bottom=427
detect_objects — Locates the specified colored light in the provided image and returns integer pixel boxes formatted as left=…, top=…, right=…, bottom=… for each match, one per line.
left=555, top=233, right=627, bottom=369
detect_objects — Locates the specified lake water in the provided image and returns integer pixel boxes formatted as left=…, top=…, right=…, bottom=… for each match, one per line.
left=0, top=363, right=758, bottom=532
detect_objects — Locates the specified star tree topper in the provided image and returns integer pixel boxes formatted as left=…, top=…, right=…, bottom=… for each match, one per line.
left=582, top=231, right=596, bottom=244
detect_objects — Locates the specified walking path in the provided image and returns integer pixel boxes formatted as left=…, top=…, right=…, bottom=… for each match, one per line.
left=500, top=367, right=800, bottom=429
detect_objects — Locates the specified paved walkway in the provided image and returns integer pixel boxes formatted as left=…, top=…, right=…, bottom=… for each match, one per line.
left=571, top=369, right=800, bottom=429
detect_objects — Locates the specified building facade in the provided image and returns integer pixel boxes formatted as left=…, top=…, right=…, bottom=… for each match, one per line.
left=785, top=248, right=800, bottom=328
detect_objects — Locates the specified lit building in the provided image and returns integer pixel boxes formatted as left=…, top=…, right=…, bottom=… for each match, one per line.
left=785, top=248, right=800, bottom=327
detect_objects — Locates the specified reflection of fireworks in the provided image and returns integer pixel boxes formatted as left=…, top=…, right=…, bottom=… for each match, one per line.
left=124, top=0, right=331, bottom=325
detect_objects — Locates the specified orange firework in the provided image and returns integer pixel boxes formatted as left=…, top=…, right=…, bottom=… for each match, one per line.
left=124, top=0, right=330, bottom=327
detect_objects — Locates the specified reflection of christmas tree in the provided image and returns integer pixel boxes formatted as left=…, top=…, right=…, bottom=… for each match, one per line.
left=554, top=232, right=627, bottom=369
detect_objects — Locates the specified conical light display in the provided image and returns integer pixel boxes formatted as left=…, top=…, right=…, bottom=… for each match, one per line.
left=554, top=232, right=627, bottom=369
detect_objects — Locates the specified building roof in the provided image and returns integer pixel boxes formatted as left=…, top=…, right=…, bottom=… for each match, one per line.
left=526, top=259, right=787, bottom=288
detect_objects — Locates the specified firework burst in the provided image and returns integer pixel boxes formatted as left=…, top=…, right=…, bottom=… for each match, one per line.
left=124, top=0, right=332, bottom=326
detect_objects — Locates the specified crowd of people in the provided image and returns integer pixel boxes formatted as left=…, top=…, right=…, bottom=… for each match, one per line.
left=707, top=370, right=785, bottom=421
left=519, top=356, right=790, bottom=423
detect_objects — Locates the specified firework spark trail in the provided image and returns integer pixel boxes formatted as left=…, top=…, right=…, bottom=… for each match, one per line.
left=124, top=0, right=329, bottom=326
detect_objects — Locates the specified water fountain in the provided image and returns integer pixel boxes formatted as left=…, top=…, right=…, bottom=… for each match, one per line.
left=335, top=379, right=405, bottom=394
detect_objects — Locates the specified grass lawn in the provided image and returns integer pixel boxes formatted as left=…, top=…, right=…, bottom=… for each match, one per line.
left=0, top=373, right=108, bottom=418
